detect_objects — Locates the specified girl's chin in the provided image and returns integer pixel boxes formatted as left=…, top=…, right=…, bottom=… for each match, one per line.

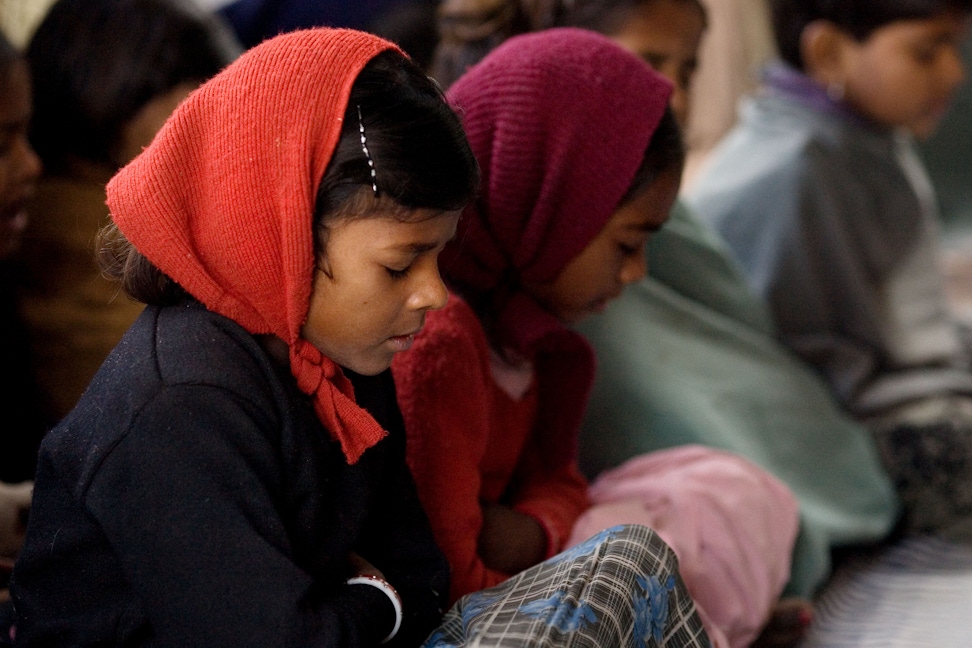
left=588, top=298, right=611, bottom=316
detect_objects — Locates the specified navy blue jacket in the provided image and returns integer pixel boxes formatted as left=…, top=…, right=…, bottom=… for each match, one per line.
left=12, top=300, right=448, bottom=646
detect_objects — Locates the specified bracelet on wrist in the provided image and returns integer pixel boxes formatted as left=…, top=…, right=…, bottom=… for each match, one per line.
left=345, top=575, right=402, bottom=644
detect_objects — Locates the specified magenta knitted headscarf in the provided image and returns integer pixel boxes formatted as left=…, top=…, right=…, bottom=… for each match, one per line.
left=443, top=28, right=673, bottom=464
left=443, top=28, right=672, bottom=322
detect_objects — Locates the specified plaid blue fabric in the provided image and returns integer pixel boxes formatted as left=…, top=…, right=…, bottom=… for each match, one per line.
left=424, top=524, right=712, bottom=647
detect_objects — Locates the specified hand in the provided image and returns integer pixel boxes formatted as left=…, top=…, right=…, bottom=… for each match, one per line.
left=478, top=503, right=546, bottom=574
left=0, top=481, right=32, bottom=559
left=347, top=551, right=385, bottom=580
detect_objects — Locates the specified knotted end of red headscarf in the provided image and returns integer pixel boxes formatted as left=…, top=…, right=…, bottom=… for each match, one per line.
left=290, top=340, right=387, bottom=464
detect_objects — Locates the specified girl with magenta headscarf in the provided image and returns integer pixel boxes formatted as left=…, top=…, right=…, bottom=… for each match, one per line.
left=393, top=28, right=683, bottom=604
left=393, top=27, right=800, bottom=648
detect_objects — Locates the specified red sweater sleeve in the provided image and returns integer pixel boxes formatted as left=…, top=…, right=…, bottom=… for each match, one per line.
left=509, top=438, right=589, bottom=559
left=393, top=297, right=510, bottom=602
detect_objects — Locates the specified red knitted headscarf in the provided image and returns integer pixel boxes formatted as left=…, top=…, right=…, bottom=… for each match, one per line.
left=106, top=28, right=401, bottom=464
left=443, top=28, right=673, bottom=464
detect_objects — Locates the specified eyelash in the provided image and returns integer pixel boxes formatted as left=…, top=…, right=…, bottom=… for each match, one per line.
left=386, top=266, right=411, bottom=279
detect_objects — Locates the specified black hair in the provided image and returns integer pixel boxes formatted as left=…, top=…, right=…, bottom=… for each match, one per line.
left=564, top=0, right=708, bottom=36
left=431, top=0, right=568, bottom=88
left=772, top=0, right=972, bottom=69
left=314, top=49, right=480, bottom=230
left=100, top=49, right=480, bottom=306
left=620, top=105, right=685, bottom=205
left=26, top=0, right=238, bottom=173
left=431, top=0, right=709, bottom=89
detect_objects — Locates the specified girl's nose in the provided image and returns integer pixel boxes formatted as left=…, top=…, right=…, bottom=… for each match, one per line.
left=620, top=250, right=648, bottom=285
left=411, top=265, right=450, bottom=312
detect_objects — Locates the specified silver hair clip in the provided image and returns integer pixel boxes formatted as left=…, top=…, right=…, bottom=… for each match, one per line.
left=357, top=104, right=378, bottom=196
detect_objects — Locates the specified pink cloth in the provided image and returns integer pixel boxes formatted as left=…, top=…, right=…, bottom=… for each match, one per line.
left=568, top=445, right=800, bottom=648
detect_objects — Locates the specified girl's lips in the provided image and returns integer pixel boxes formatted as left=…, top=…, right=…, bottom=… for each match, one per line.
left=387, top=333, right=417, bottom=352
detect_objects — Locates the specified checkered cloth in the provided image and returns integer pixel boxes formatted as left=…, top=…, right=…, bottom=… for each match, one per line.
left=424, top=525, right=712, bottom=647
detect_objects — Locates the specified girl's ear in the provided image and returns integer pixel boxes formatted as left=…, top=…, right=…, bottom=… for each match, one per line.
left=800, top=20, right=853, bottom=90
left=316, top=253, right=334, bottom=279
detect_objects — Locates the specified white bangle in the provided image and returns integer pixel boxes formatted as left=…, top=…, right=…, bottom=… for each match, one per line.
left=345, top=575, right=403, bottom=643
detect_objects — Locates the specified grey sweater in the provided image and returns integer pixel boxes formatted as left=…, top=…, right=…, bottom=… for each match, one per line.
left=688, top=68, right=972, bottom=417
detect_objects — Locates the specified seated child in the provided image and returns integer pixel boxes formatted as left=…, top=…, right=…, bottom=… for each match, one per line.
left=17, top=0, right=238, bottom=422
left=0, top=31, right=44, bottom=620
left=393, top=26, right=792, bottom=647
left=688, top=0, right=972, bottom=541
left=11, top=28, right=479, bottom=646
left=393, top=25, right=682, bottom=599
left=0, top=30, right=44, bottom=487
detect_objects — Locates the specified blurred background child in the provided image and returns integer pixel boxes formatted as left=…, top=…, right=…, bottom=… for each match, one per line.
left=0, top=30, right=43, bottom=489
left=15, top=0, right=238, bottom=423
left=393, top=24, right=683, bottom=600
left=689, top=0, right=972, bottom=542
left=0, top=27, right=42, bottom=635
left=561, top=0, right=898, bottom=630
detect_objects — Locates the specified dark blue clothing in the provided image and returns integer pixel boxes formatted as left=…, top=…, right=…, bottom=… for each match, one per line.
left=0, top=263, right=48, bottom=484
left=221, top=0, right=415, bottom=47
left=11, top=300, right=448, bottom=647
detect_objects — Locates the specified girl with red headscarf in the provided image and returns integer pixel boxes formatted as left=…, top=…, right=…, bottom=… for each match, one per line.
left=10, top=28, right=478, bottom=647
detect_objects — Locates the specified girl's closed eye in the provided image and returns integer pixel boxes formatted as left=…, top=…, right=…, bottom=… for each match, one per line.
left=385, top=264, right=412, bottom=279
left=618, top=238, right=647, bottom=257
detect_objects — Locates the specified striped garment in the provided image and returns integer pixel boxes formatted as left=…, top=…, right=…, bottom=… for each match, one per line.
left=801, top=535, right=972, bottom=647
left=425, top=525, right=712, bottom=647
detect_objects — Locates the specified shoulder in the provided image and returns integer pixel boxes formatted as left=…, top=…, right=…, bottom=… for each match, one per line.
left=689, top=103, right=854, bottom=229
left=42, top=302, right=291, bottom=494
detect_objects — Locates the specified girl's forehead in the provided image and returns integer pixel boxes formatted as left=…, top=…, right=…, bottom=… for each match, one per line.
left=323, top=208, right=460, bottom=249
